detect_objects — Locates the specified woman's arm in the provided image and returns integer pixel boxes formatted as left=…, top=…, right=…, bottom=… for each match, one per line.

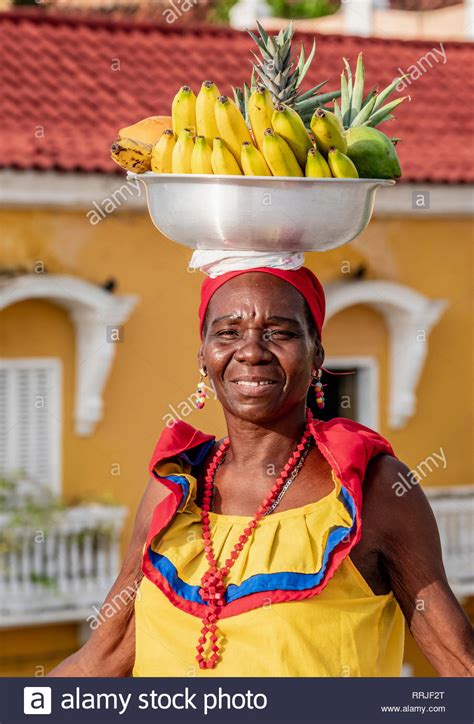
left=366, top=455, right=473, bottom=677
left=48, top=478, right=170, bottom=677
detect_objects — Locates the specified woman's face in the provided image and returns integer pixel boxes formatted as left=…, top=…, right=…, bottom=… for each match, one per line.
left=198, top=273, right=324, bottom=423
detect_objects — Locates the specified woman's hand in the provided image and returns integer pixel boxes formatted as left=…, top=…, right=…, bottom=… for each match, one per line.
left=48, top=478, right=170, bottom=677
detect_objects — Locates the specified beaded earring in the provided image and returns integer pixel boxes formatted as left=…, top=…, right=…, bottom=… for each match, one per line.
left=311, top=368, right=325, bottom=409
left=195, top=368, right=207, bottom=410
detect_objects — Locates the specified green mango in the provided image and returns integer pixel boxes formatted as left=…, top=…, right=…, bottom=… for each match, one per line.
left=345, top=126, right=402, bottom=179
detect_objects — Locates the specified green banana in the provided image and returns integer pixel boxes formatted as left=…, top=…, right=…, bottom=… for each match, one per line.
left=271, top=104, right=313, bottom=168
left=328, top=147, right=359, bottom=178
left=215, top=95, right=252, bottom=168
left=241, top=141, right=271, bottom=176
left=171, top=128, right=194, bottom=174
left=261, top=128, right=303, bottom=177
left=305, top=147, right=332, bottom=178
left=171, top=85, right=196, bottom=137
left=151, top=129, right=175, bottom=173
left=248, top=87, right=274, bottom=152
left=191, top=135, right=213, bottom=174
left=195, top=81, right=220, bottom=146
left=310, top=108, right=347, bottom=155
left=211, top=137, right=242, bottom=175
left=110, top=137, right=152, bottom=173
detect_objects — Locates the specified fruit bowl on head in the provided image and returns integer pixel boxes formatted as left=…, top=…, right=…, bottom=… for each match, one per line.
left=128, top=172, right=395, bottom=252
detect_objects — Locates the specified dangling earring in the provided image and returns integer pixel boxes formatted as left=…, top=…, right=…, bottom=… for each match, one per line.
left=310, top=368, right=325, bottom=409
left=195, top=367, right=207, bottom=410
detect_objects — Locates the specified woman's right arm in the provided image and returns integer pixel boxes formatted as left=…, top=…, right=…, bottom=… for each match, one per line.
left=48, top=478, right=169, bottom=677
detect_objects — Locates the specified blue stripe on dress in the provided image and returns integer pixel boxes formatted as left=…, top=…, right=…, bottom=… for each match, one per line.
left=147, top=484, right=356, bottom=605
left=160, top=474, right=190, bottom=502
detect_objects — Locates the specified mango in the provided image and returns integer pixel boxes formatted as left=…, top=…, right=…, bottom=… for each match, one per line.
left=119, top=116, right=173, bottom=146
left=345, top=126, right=402, bottom=179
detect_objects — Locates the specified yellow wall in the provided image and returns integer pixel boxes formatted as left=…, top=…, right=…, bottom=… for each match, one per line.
left=0, top=207, right=472, bottom=675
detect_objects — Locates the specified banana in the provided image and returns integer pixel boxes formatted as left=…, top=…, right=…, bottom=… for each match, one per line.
left=171, top=128, right=194, bottom=174
left=110, top=137, right=152, bottom=173
left=191, top=135, right=213, bottom=174
left=310, top=108, right=347, bottom=155
left=261, top=128, right=303, bottom=177
left=214, top=95, right=252, bottom=168
left=196, top=81, right=220, bottom=146
left=248, top=87, right=274, bottom=152
left=171, top=85, right=196, bottom=137
left=241, top=141, right=271, bottom=176
left=151, top=129, right=175, bottom=173
left=305, top=147, right=332, bottom=178
left=271, top=104, right=313, bottom=168
left=211, top=137, right=242, bottom=175
left=328, top=147, right=359, bottom=178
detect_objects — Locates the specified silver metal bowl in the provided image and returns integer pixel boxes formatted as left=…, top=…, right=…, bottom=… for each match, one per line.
left=129, top=172, right=395, bottom=252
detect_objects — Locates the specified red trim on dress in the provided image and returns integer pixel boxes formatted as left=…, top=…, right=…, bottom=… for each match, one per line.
left=142, top=417, right=395, bottom=618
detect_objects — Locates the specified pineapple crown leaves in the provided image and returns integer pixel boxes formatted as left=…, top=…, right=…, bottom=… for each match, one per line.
left=339, top=52, right=409, bottom=129
left=235, top=21, right=340, bottom=122
left=233, top=81, right=252, bottom=122
left=249, top=22, right=310, bottom=105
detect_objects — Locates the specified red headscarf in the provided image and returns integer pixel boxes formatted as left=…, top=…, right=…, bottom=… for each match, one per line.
left=198, top=266, right=325, bottom=339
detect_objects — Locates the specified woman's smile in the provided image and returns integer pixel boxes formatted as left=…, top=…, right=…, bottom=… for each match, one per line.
left=230, top=376, right=280, bottom=396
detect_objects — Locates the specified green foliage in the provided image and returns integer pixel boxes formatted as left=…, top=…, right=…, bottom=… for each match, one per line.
left=12, top=0, right=43, bottom=6
left=209, top=0, right=240, bottom=24
left=266, top=0, right=338, bottom=20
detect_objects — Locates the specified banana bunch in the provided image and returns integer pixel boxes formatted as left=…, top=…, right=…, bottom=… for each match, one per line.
left=110, top=81, right=358, bottom=179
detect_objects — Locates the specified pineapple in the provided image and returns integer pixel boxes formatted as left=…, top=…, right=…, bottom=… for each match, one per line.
left=337, top=53, right=408, bottom=179
left=234, top=22, right=340, bottom=125
left=335, top=52, right=409, bottom=129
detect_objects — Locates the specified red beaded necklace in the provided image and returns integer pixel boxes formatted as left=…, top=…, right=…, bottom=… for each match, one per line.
left=196, top=407, right=314, bottom=670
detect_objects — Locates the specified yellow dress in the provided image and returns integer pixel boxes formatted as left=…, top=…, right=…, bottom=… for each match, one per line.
left=133, top=446, right=405, bottom=677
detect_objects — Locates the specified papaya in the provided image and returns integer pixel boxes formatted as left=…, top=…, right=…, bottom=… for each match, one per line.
left=345, top=126, right=402, bottom=179
left=119, top=116, right=173, bottom=146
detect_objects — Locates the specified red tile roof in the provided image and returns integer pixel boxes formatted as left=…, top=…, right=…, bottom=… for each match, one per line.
left=2, top=9, right=473, bottom=182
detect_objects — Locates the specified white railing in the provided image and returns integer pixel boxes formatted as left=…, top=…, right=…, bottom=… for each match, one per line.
left=0, top=504, right=127, bottom=627
left=425, top=485, right=474, bottom=599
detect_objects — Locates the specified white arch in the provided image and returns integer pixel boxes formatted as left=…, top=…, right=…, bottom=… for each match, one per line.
left=324, top=280, right=447, bottom=429
left=0, top=274, right=139, bottom=436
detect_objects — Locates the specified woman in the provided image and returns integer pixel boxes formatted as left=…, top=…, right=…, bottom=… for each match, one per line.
left=50, top=264, right=473, bottom=677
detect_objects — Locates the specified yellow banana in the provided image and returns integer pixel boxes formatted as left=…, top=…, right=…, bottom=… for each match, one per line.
left=214, top=95, right=252, bottom=168
left=191, top=135, right=213, bottom=174
left=110, top=137, right=152, bottom=173
left=211, top=137, right=242, bottom=175
left=241, top=141, right=271, bottom=176
left=305, top=147, right=332, bottom=178
left=171, top=128, right=194, bottom=174
left=271, top=104, right=313, bottom=168
left=151, top=129, right=175, bottom=173
left=261, top=128, right=303, bottom=177
left=171, top=85, right=196, bottom=137
left=195, top=80, right=220, bottom=146
left=328, top=147, right=359, bottom=178
left=248, top=87, right=274, bottom=152
left=310, top=108, right=347, bottom=155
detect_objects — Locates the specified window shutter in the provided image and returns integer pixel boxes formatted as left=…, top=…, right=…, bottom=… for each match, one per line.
left=0, top=359, right=62, bottom=494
